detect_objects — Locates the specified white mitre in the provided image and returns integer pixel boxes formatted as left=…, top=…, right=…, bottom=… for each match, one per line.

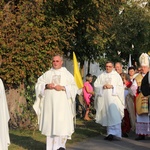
left=139, top=53, right=149, bottom=67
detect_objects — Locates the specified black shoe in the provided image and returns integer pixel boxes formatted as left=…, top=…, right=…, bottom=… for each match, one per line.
left=104, top=134, right=114, bottom=141
left=57, top=147, right=65, bottom=150
left=122, top=133, right=128, bottom=138
left=135, top=135, right=145, bottom=140
left=104, top=136, right=109, bottom=140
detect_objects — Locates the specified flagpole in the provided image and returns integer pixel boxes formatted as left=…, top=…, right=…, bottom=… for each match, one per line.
left=128, top=54, right=132, bottom=68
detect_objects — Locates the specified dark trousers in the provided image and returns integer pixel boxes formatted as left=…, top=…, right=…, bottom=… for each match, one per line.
left=122, top=109, right=131, bottom=133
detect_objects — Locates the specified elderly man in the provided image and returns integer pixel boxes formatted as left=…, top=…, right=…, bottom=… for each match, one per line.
left=0, top=79, right=10, bottom=150
left=115, top=62, right=123, bottom=75
left=33, top=54, right=78, bottom=150
left=131, top=53, right=150, bottom=140
left=94, top=61, right=124, bottom=141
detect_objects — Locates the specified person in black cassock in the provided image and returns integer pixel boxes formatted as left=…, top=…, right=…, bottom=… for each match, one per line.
left=141, top=71, right=150, bottom=96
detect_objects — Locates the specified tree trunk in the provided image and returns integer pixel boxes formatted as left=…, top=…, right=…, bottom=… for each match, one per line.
left=6, top=84, right=31, bottom=129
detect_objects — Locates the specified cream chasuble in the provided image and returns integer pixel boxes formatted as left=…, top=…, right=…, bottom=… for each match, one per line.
left=33, top=67, right=78, bottom=139
left=94, top=70, right=124, bottom=126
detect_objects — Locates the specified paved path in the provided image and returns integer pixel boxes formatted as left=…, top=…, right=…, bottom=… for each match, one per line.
left=67, top=133, right=150, bottom=150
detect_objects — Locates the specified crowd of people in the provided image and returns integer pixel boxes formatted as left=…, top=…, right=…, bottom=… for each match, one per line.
left=83, top=53, right=150, bottom=141
left=1, top=53, right=150, bottom=150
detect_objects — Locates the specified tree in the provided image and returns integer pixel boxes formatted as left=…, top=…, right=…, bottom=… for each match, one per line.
left=1, top=0, right=148, bottom=128
left=70, top=0, right=124, bottom=65
left=0, top=0, right=62, bottom=128
left=44, top=0, right=78, bottom=55
left=43, top=0, right=124, bottom=71
left=106, top=1, right=150, bottom=66
left=0, top=1, right=60, bottom=87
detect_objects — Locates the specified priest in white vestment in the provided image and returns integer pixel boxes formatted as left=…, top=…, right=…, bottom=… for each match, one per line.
left=33, top=54, right=78, bottom=150
left=94, top=61, right=124, bottom=141
left=0, top=79, right=10, bottom=150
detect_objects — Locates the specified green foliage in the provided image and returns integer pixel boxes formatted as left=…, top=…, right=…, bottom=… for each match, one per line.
left=44, top=0, right=78, bottom=56
left=0, top=1, right=62, bottom=88
left=69, top=0, right=124, bottom=64
left=1, top=1, right=149, bottom=87
left=2, top=0, right=145, bottom=87
left=106, top=2, right=150, bottom=65
left=43, top=0, right=124, bottom=65
left=0, top=1, right=62, bottom=128
left=0, top=0, right=150, bottom=129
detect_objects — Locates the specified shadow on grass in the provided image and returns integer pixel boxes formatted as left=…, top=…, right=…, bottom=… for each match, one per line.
left=9, top=119, right=106, bottom=149
left=10, top=133, right=45, bottom=150
left=76, top=119, right=106, bottom=135
left=67, top=119, right=106, bottom=146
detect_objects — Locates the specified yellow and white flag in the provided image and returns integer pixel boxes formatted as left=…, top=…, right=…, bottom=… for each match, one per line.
left=73, top=52, right=83, bottom=89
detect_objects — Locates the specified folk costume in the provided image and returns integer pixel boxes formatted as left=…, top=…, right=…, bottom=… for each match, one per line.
left=0, top=79, right=10, bottom=150
left=131, top=53, right=150, bottom=140
left=94, top=70, right=124, bottom=138
left=33, top=67, right=78, bottom=150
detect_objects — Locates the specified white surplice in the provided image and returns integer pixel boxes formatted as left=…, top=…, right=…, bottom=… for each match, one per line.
left=33, top=67, right=78, bottom=139
left=94, top=70, right=124, bottom=137
left=0, top=79, right=10, bottom=150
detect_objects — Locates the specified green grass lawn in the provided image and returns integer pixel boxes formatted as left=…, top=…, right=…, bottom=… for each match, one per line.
left=9, top=118, right=106, bottom=150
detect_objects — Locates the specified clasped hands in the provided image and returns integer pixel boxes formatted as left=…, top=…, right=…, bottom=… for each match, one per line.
left=103, top=84, right=113, bottom=89
left=46, top=83, right=65, bottom=91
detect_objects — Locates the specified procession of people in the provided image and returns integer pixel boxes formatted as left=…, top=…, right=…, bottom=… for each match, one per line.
left=1, top=53, right=150, bottom=150
left=33, top=53, right=150, bottom=149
